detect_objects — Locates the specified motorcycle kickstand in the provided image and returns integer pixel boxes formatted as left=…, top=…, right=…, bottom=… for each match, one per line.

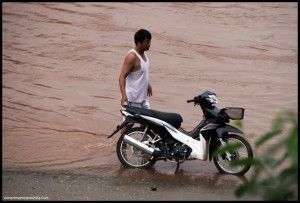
left=175, top=162, right=180, bottom=171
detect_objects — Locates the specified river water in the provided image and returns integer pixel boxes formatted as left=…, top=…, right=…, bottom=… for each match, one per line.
left=3, top=2, right=297, bottom=176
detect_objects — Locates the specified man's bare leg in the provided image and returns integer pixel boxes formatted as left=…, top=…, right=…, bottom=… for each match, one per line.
left=120, top=124, right=133, bottom=150
left=120, top=124, right=133, bottom=135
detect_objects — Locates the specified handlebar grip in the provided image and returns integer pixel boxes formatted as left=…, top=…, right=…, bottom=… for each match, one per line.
left=187, top=99, right=194, bottom=103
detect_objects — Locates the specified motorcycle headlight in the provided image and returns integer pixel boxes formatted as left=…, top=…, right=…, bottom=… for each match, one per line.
left=207, top=94, right=218, bottom=106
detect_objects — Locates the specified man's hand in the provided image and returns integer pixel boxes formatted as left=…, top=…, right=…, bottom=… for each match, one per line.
left=147, top=84, right=153, bottom=97
left=121, top=95, right=128, bottom=107
left=119, top=53, right=135, bottom=107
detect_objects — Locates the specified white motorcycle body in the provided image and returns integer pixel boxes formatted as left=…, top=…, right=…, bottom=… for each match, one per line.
left=122, top=110, right=218, bottom=161
left=110, top=90, right=253, bottom=175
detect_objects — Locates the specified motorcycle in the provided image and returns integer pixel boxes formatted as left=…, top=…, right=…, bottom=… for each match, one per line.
left=108, top=90, right=253, bottom=175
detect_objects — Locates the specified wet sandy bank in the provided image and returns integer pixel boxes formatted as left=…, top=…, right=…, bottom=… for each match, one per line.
left=3, top=166, right=262, bottom=201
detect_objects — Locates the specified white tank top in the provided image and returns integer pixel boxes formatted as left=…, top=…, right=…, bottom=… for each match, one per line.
left=125, top=49, right=149, bottom=103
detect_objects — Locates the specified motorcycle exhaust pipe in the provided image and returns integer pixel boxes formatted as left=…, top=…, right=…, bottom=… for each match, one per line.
left=123, top=135, right=158, bottom=155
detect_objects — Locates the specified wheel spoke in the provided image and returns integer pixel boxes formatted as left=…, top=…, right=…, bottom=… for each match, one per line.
left=214, top=134, right=253, bottom=175
left=120, top=130, right=153, bottom=168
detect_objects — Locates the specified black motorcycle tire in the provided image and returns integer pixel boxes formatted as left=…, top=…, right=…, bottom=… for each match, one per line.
left=213, top=133, right=253, bottom=176
left=117, top=127, right=157, bottom=169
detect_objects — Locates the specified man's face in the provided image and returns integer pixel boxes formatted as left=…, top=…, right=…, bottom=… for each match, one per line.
left=143, top=39, right=151, bottom=50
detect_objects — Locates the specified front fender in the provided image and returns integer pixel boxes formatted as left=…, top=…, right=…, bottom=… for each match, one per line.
left=208, top=124, right=243, bottom=161
left=216, top=125, right=243, bottom=138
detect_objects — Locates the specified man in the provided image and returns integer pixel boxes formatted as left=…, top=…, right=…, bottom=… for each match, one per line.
left=119, top=29, right=153, bottom=135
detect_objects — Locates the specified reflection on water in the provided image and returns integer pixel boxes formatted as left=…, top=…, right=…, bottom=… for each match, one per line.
left=65, top=158, right=250, bottom=193
left=115, top=164, right=249, bottom=188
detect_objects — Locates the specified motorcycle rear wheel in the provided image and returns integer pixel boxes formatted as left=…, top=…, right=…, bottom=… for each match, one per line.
left=117, top=127, right=156, bottom=169
left=213, top=133, right=253, bottom=176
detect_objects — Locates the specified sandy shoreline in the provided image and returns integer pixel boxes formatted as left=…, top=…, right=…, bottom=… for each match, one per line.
left=2, top=167, right=262, bottom=201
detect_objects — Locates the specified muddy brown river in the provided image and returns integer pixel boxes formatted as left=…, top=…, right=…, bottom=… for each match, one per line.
left=3, top=2, right=297, bottom=182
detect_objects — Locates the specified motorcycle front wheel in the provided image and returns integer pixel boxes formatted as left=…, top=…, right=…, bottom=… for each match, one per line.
left=116, top=127, right=157, bottom=169
left=213, top=133, right=253, bottom=176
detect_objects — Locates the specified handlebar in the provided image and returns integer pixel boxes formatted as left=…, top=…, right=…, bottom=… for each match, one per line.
left=187, top=99, right=195, bottom=103
left=187, top=95, right=201, bottom=104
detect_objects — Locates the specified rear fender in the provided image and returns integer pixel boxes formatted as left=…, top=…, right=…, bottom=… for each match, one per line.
left=107, top=117, right=137, bottom=138
left=208, top=124, right=243, bottom=161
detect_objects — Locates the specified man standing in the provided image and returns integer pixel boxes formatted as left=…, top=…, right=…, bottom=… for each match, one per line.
left=119, top=29, right=153, bottom=134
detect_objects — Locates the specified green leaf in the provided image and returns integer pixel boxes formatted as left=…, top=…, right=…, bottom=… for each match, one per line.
left=268, top=153, right=288, bottom=168
left=271, top=115, right=285, bottom=131
left=264, top=157, right=279, bottom=168
left=229, top=158, right=262, bottom=167
left=235, top=179, right=257, bottom=198
left=232, top=120, right=243, bottom=129
left=233, top=110, right=298, bottom=201
left=278, top=166, right=298, bottom=186
left=271, top=111, right=297, bottom=131
left=213, top=142, right=243, bottom=157
left=255, top=129, right=281, bottom=147
left=285, top=125, right=298, bottom=167
left=282, top=111, right=297, bottom=125
left=263, top=188, right=290, bottom=201
left=265, top=139, right=285, bottom=155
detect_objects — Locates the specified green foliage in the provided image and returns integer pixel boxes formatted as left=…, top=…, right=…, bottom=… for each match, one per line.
left=213, top=142, right=243, bottom=157
left=232, top=120, right=243, bottom=129
left=235, top=110, right=298, bottom=200
left=215, top=110, right=298, bottom=200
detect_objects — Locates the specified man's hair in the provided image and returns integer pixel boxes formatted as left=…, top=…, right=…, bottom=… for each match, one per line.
left=134, top=29, right=151, bottom=45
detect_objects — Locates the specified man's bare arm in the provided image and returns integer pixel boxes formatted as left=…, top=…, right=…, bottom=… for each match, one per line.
left=147, top=83, right=152, bottom=97
left=119, top=53, right=135, bottom=106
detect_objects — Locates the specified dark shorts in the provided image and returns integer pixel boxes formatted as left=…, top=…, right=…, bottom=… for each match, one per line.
left=122, top=100, right=151, bottom=121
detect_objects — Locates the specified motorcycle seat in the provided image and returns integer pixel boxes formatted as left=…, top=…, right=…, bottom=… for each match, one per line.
left=125, top=106, right=183, bottom=129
